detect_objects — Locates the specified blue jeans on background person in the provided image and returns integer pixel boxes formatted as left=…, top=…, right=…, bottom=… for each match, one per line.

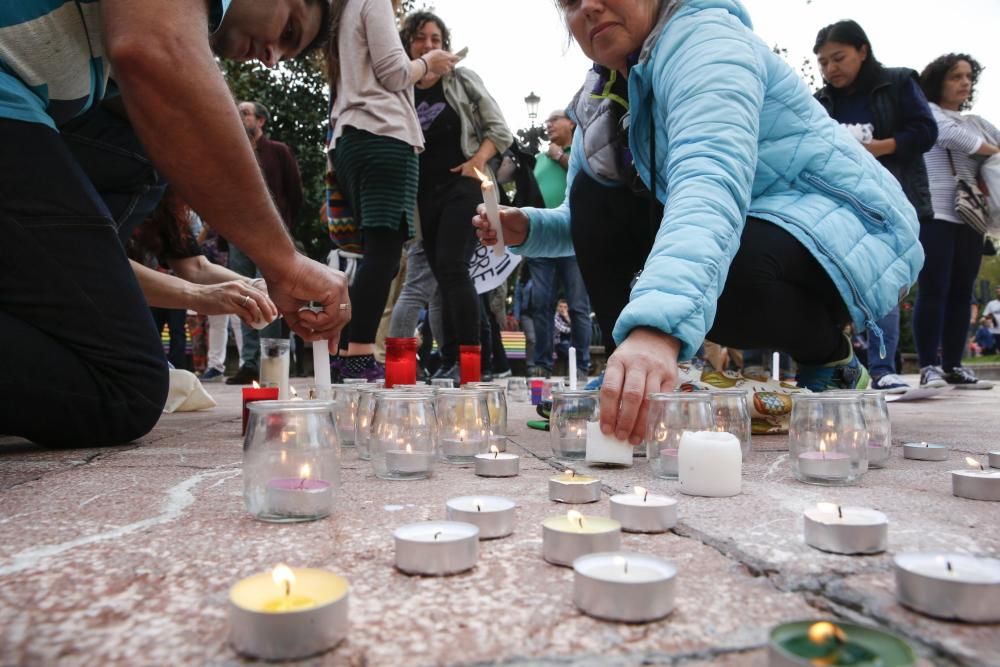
left=528, top=257, right=592, bottom=374
left=0, top=115, right=169, bottom=447
left=867, top=306, right=900, bottom=379
left=228, top=244, right=282, bottom=371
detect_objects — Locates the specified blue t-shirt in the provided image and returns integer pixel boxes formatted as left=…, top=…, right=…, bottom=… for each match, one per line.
left=0, top=0, right=230, bottom=128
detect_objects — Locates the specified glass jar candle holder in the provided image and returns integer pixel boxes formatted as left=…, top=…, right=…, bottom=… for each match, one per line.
left=435, top=388, right=490, bottom=464
left=506, top=376, right=529, bottom=403
left=646, top=392, right=714, bottom=480
left=243, top=400, right=340, bottom=522
left=709, top=389, right=752, bottom=457
left=430, top=377, right=455, bottom=389
left=465, top=382, right=508, bottom=442
left=260, top=337, right=291, bottom=399
left=861, top=391, right=892, bottom=468
left=384, top=337, right=418, bottom=388
left=331, top=385, right=360, bottom=449
left=542, top=378, right=565, bottom=406
left=353, top=384, right=385, bottom=461
left=550, top=389, right=599, bottom=460
left=790, top=394, right=868, bottom=486
left=370, top=392, right=438, bottom=480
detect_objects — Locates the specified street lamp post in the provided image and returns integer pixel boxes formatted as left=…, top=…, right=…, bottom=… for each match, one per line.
left=523, top=91, right=543, bottom=153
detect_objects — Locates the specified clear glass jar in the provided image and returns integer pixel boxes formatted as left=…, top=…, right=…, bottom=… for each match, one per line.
left=541, top=378, right=565, bottom=405
left=646, top=392, right=714, bottom=479
left=369, top=392, right=438, bottom=480
left=465, top=382, right=508, bottom=438
left=354, top=384, right=385, bottom=461
left=259, top=337, right=291, bottom=399
left=435, top=388, right=491, bottom=464
left=826, top=390, right=891, bottom=468
left=243, top=400, right=339, bottom=522
left=549, top=389, right=598, bottom=460
left=506, top=376, right=529, bottom=403
left=789, top=393, right=868, bottom=485
left=709, top=389, right=752, bottom=457
left=331, top=385, right=360, bottom=448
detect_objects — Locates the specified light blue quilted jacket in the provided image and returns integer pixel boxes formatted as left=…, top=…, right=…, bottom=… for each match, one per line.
left=515, top=0, right=923, bottom=361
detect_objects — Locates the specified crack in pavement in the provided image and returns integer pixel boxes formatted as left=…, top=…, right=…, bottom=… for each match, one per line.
left=460, top=643, right=764, bottom=666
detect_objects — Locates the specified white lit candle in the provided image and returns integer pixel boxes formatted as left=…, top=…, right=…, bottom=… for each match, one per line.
left=951, top=457, right=1000, bottom=502
left=894, top=553, right=1000, bottom=622
left=384, top=444, right=433, bottom=476
left=474, top=167, right=505, bottom=256
left=265, top=463, right=333, bottom=520
left=902, top=441, right=948, bottom=461
left=393, top=521, right=479, bottom=575
left=609, top=486, right=677, bottom=533
left=445, top=496, right=516, bottom=539
left=803, top=503, right=888, bottom=555
left=549, top=469, right=602, bottom=504
left=474, top=445, right=519, bottom=477
left=569, top=347, right=577, bottom=390
left=797, top=438, right=852, bottom=478
left=441, top=428, right=484, bottom=463
left=678, top=430, right=741, bottom=497
left=772, top=351, right=780, bottom=381
left=573, top=552, right=677, bottom=622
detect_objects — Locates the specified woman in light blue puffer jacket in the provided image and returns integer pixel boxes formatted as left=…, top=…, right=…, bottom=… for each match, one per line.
left=473, top=0, right=923, bottom=444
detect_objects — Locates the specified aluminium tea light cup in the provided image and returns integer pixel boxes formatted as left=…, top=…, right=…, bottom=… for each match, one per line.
left=573, top=552, right=677, bottom=623
left=902, top=441, right=949, bottom=461
left=803, top=503, right=888, bottom=555
left=549, top=470, right=601, bottom=504
left=445, top=496, right=515, bottom=539
left=990, top=450, right=1000, bottom=469
left=228, top=565, right=349, bottom=661
left=609, top=486, right=677, bottom=533
left=894, top=553, right=1000, bottom=623
left=952, top=457, right=1000, bottom=501
left=474, top=446, right=519, bottom=477
left=542, top=511, right=621, bottom=567
left=768, top=620, right=915, bottom=667
left=393, top=521, right=479, bottom=575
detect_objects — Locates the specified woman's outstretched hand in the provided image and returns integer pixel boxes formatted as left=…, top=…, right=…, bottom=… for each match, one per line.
left=472, top=204, right=529, bottom=247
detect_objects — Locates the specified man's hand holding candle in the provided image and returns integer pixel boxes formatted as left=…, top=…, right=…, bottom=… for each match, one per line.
left=264, top=256, right=351, bottom=351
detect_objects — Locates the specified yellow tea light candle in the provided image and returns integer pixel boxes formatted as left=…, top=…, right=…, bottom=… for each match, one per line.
left=228, top=565, right=349, bottom=660
left=542, top=510, right=621, bottom=567
left=549, top=469, right=602, bottom=504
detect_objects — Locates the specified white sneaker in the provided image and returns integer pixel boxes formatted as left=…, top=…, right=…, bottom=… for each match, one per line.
left=919, top=365, right=947, bottom=388
left=870, top=373, right=910, bottom=394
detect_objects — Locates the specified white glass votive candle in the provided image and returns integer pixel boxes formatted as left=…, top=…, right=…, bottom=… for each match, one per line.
left=474, top=446, right=519, bottom=477
left=609, top=486, right=677, bottom=533
left=789, top=394, right=868, bottom=486
left=573, top=552, right=677, bottom=623
left=393, top=521, right=479, bottom=575
left=894, top=553, right=1000, bottom=622
left=678, top=430, right=742, bottom=497
left=542, top=511, right=621, bottom=567
left=331, top=385, right=359, bottom=448
left=902, top=442, right=948, bottom=461
left=646, top=392, right=714, bottom=480
left=549, top=469, right=601, bottom=503
left=445, top=496, right=515, bottom=539
left=550, top=389, right=598, bottom=461
left=951, top=458, right=1000, bottom=501
left=465, top=382, right=508, bottom=441
left=436, top=388, right=489, bottom=464
left=229, top=565, right=349, bottom=660
left=369, top=392, right=437, bottom=480
left=260, top=337, right=291, bottom=400
left=803, top=503, right=888, bottom=555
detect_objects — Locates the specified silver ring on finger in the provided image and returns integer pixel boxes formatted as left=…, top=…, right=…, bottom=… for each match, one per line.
left=242, top=295, right=251, bottom=307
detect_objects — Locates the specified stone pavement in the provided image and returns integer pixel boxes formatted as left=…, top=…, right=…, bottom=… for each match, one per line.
left=1, top=376, right=998, bottom=667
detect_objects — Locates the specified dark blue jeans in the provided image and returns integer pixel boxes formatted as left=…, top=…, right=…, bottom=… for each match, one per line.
left=0, top=115, right=169, bottom=447
left=528, top=257, right=592, bottom=373
left=913, top=220, right=983, bottom=370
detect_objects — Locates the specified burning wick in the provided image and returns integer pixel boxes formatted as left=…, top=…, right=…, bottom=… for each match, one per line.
left=272, top=564, right=295, bottom=599
left=308, top=388, right=316, bottom=400
left=965, top=456, right=985, bottom=472
left=491, top=444, right=500, bottom=460
left=567, top=510, right=584, bottom=530
left=565, top=469, right=575, bottom=478
left=635, top=486, right=649, bottom=503
left=297, top=463, right=312, bottom=489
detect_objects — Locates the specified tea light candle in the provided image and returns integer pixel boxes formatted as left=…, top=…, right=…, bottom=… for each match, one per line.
left=265, top=464, right=334, bottom=520
left=678, top=430, right=741, bottom=497
left=474, top=446, right=519, bottom=477
left=573, top=552, right=677, bottom=623
left=797, top=440, right=851, bottom=478
left=768, top=620, right=916, bottom=667
left=542, top=511, right=621, bottom=567
left=989, top=451, right=1000, bottom=469
left=393, top=521, right=479, bottom=575
left=585, top=421, right=633, bottom=466
left=609, top=486, right=677, bottom=533
left=445, top=496, right=515, bottom=539
left=894, top=553, right=1000, bottom=622
left=803, top=503, right=888, bottom=555
left=656, top=447, right=679, bottom=476
left=951, top=457, right=1000, bottom=501
left=385, top=444, right=433, bottom=476
left=242, top=382, right=280, bottom=435
left=902, top=441, right=948, bottom=461
left=549, top=469, right=601, bottom=504
left=229, top=564, right=349, bottom=660
left=441, top=429, right=484, bottom=462
left=474, top=167, right=505, bottom=256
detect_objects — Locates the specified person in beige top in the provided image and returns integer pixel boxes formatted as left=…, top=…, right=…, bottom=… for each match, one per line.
left=324, top=0, right=457, bottom=380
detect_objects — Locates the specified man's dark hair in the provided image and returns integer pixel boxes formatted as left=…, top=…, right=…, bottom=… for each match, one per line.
left=920, top=53, right=984, bottom=111
left=301, top=0, right=332, bottom=57
left=813, top=20, right=883, bottom=92
left=399, top=11, right=451, bottom=53
left=246, top=101, right=270, bottom=124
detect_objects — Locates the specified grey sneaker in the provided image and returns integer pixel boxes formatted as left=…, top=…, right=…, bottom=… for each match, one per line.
left=944, top=365, right=993, bottom=390
left=919, top=365, right=947, bottom=388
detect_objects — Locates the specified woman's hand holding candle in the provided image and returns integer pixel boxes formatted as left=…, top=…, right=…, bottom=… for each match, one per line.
left=473, top=204, right=528, bottom=247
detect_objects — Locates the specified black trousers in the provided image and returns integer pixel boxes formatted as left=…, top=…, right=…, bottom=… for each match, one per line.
left=569, top=171, right=849, bottom=365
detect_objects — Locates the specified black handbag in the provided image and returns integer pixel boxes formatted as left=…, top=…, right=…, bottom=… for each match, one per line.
left=948, top=150, right=991, bottom=235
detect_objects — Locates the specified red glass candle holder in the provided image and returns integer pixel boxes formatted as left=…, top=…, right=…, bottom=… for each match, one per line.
left=459, top=345, right=481, bottom=386
left=385, top=337, right=418, bottom=388
left=242, top=385, right=280, bottom=435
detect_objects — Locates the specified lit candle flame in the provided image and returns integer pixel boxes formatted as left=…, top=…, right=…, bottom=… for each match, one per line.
left=634, top=486, right=649, bottom=502
left=817, top=502, right=843, bottom=519
left=491, top=444, right=500, bottom=459
left=613, top=555, right=629, bottom=574
left=280, top=450, right=288, bottom=464
left=564, top=469, right=575, bottom=478
left=299, top=463, right=311, bottom=479
left=819, top=440, right=827, bottom=455
left=252, top=380, right=261, bottom=389
left=472, top=166, right=491, bottom=184
left=272, top=564, right=295, bottom=597
left=567, top=510, right=584, bottom=530
left=807, top=621, right=846, bottom=645
left=289, top=386, right=298, bottom=398
left=405, top=444, right=413, bottom=454
left=458, top=428, right=467, bottom=441
left=965, top=456, right=985, bottom=471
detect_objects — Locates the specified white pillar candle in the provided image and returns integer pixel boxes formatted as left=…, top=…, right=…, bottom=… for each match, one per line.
left=569, top=347, right=577, bottom=390
left=474, top=168, right=505, bottom=256
left=573, top=552, right=677, bottom=622
left=902, top=441, right=949, bottom=461
left=803, top=503, right=888, bottom=555
left=772, top=351, right=780, bottom=381
left=393, top=521, right=479, bottom=575
left=585, top=421, right=633, bottom=466
left=894, top=553, right=1000, bottom=622
left=312, top=340, right=331, bottom=401
left=542, top=511, right=621, bottom=567
left=609, top=486, right=677, bottom=533
left=445, top=496, right=515, bottom=539
left=229, top=565, right=349, bottom=660
left=677, top=430, right=741, bottom=497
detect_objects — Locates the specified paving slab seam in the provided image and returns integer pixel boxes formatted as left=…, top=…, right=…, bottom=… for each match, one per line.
left=456, top=644, right=765, bottom=667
